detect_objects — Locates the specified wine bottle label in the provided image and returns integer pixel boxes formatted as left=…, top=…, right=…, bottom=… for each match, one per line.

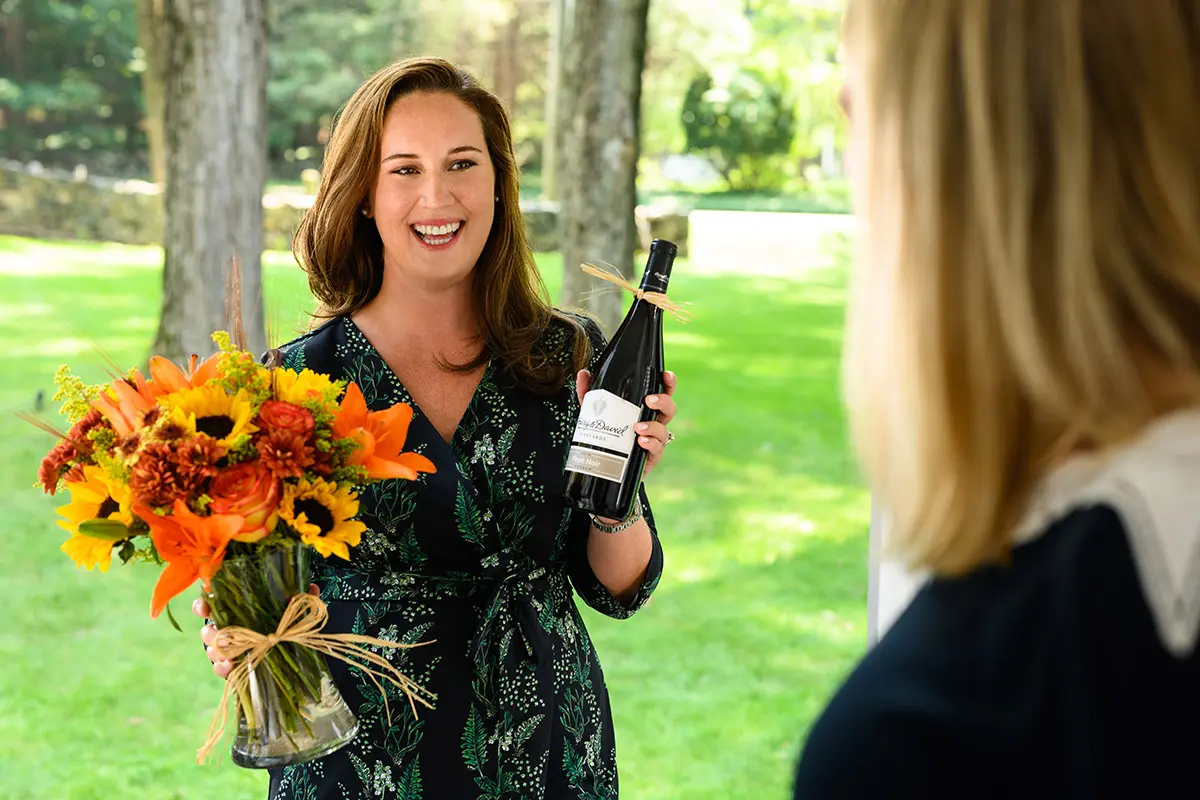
left=572, top=389, right=642, bottom=455
left=565, top=446, right=628, bottom=483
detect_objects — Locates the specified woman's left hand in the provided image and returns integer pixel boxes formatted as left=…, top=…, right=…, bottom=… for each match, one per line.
left=575, top=370, right=678, bottom=478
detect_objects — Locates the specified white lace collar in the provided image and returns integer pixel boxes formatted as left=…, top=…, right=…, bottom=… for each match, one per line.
left=1014, top=407, right=1200, bottom=659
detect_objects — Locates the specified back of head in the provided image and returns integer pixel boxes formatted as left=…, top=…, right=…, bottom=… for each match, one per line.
left=842, top=0, right=1200, bottom=573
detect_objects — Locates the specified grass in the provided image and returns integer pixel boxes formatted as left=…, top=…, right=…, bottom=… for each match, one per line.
left=0, top=229, right=869, bottom=799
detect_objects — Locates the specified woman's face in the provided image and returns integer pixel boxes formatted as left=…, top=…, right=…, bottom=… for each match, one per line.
left=368, top=91, right=497, bottom=292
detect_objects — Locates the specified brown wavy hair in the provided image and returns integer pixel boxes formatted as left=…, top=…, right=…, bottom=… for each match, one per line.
left=292, top=57, right=589, bottom=395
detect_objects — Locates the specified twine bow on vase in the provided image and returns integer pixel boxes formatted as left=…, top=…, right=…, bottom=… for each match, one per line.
left=197, top=592, right=436, bottom=765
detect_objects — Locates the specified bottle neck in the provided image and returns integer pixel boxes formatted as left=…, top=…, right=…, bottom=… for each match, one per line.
left=638, top=261, right=672, bottom=295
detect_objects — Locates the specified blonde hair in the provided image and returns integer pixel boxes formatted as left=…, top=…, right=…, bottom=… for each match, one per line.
left=842, top=0, right=1200, bottom=574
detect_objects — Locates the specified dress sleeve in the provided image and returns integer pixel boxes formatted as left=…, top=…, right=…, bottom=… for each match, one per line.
left=567, top=485, right=664, bottom=619
left=563, top=312, right=665, bottom=619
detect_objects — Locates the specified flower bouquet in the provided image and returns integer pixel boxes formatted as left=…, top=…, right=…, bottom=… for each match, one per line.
left=32, top=332, right=437, bottom=768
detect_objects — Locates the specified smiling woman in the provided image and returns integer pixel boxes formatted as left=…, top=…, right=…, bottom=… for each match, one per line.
left=193, top=57, right=683, bottom=800
left=292, top=59, right=582, bottom=397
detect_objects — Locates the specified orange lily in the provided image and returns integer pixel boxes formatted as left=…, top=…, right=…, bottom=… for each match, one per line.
left=333, top=383, right=436, bottom=480
left=92, top=371, right=162, bottom=437
left=133, top=501, right=244, bottom=618
left=93, top=354, right=221, bottom=437
left=149, top=352, right=221, bottom=393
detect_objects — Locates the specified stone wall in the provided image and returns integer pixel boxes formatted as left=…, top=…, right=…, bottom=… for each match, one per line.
left=0, top=160, right=164, bottom=245
left=0, top=160, right=688, bottom=256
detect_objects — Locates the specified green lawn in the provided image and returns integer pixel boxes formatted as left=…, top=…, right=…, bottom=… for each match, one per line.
left=0, top=233, right=869, bottom=799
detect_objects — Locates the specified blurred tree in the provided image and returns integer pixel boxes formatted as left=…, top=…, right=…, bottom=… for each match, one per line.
left=745, top=0, right=844, bottom=183
left=556, top=0, right=650, bottom=331
left=0, top=0, right=553, bottom=180
left=151, top=0, right=267, bottom=361
left=263, top=0, right=398, bottom=175
left=415, top=0, right=550, bottom=169
left=681, top=67, right=796, bottom=191
left=638, top=0, right=844, bottom=192
left=263, top=0, right=550, bottom=178
left=0, top=0, right=146, bottom=173
left=540, top=0, right=564, bottom=200
left=1, top=0, right=844, bottom=198
left=639, top=0, right=753, bottom=160
left=133, top=0, right=166, bottom=184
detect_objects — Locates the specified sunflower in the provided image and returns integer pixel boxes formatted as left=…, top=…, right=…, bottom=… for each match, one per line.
left=160, top=385, right=257, bottom=448
left=278, top=477, right=366, bottom=560
left=56, top=464, right=133, bottom=572
left=272, top=367, right=341, bottom=411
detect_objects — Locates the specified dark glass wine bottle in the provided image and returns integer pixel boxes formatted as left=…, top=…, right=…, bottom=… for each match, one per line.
left=564, top=239, right=677, bottom=520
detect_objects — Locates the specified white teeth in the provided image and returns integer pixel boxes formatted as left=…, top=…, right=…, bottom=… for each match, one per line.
left=414, top=222, right=462, bottom=236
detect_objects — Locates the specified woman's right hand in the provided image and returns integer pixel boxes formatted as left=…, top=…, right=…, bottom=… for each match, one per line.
left=193, top=584, right=320, bottom=680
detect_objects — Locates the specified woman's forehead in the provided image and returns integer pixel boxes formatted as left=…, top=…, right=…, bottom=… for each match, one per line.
left=379, top=92, right=487, bottom=152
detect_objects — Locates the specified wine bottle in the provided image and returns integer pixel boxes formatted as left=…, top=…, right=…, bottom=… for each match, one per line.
left=564, top=239, right=677, bottom=520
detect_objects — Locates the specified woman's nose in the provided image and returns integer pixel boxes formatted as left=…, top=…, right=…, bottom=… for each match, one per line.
left=420, top=172, right=452, bottom=205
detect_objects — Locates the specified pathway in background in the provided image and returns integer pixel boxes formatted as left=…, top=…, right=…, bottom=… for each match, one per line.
left=687, top=210, right=858, bottom=276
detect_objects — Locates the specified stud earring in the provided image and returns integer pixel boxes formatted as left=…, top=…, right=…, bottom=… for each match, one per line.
left=495, top=195, right=500, bottom=202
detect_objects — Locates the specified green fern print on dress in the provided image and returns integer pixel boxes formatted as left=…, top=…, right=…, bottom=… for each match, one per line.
left=266, top=315, right=663, bottom=800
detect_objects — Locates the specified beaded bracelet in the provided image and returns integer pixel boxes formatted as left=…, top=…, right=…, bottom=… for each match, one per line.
left=590, top=496, right=644, bottom=534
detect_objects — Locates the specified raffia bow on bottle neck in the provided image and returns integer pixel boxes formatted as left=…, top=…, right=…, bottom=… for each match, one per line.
left=196, top=592, right=437, bottom=765
left=580, top=262, right=693, bottom=322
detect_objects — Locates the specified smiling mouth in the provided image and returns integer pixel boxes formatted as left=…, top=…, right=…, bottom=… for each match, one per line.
left=411, top=221, right=464, bottom=248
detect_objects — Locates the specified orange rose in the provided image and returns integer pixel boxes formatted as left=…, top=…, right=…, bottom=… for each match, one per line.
left=208, top=462, right=281, bottom=543
left=257, top=400, right=314, bottom=439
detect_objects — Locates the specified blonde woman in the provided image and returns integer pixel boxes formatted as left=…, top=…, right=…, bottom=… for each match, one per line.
left=795, top=2, right=1200, bottom=797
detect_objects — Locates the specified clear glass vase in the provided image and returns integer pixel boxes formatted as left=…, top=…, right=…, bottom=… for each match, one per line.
left=206, top=539, right=359, bottom=769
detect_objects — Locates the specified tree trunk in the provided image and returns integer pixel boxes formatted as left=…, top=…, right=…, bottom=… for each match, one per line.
left=151, top=0, right=268, bottom=363
left=1, top=7, right=25, bottom=81
left=555, top=0, right=650, bottom=334
left=491, top=3, right=521, bottom=112
left=541, top=0, right=564, bottom=201
left=135, top=0, right=168, bottom=186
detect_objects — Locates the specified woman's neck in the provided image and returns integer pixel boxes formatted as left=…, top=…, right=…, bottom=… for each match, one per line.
left=353, top=264, right=482, bottom=360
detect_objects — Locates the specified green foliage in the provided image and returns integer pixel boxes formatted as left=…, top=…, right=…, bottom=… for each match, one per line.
left=77, top=518, right=130, bottom=541
left=745, top=0, right=846, bottom=177
left=263, top=0, right=403, bottom=172
left=51, top=364, right=101, bottom=424
left=0, top=0, right=145, bottom=172
left=642, top=0, right=846, bottom=195
left=263, top=0, right=549, bottom=176
left=1, top=0, right=549, bottom=178
left=455, top=483, right=486, bottom=548
left=2, top=0, right=845, bottom=204
left=396, top=760, right=423, bottom=800
left=681, top=68, right=797, bottom=192
left=461, top=704, right=487, bottom=772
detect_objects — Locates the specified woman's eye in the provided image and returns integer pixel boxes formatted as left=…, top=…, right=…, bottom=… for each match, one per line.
left=450, top=159, right=477, bottom=171
left=391, top=165, right=418, bottom=176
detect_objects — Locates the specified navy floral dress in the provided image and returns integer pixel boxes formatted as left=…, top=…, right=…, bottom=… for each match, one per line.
left=267, top=314, right=663, bottom=800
